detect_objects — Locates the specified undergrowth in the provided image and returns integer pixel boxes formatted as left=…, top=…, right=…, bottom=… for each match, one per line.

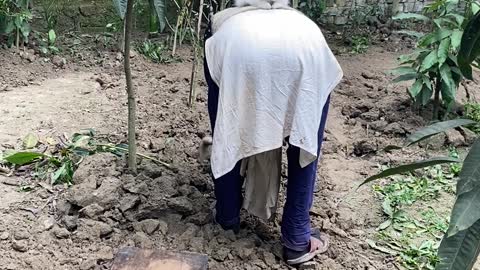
left=136, top=40, right=179, bottom=64
left=464, top=102, right=480, bottom=133
left=369, top=165, right=456, bottom=269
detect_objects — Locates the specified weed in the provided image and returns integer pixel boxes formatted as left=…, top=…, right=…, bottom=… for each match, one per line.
left=350, top=35, right=369, bottom=54
left=137, top=39, right=179, bottom=63
left=464, top=102, right=480, bottom=133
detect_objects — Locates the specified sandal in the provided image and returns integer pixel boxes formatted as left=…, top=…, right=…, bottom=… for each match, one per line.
left=284, top=228, right=329, bottom=265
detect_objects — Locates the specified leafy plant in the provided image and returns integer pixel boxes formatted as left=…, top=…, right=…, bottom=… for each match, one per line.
left=38, top=0, right=72, bottom=30
left=458, top=9, right=480, bottom=79
left=464, top=103, right=480, bottom=133
left=390, top=0, right=473, bottom=119
left=39, top=29, right=59, bottom=55
left=298, top=0, right=325, bottom=24
left=0, top=0, right=32, bottom=48
left=137, top=39, right=178, bottom=63
left=350, top=35, right=369, bottom=54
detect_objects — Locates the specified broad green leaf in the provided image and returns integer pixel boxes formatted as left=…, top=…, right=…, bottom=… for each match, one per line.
left=450, top=30, right=463, bottom=51
left=393, top=13, right=430, bottom=21
left=5, top=152, right=44, bottom=165
left=438, top=38, right=451, bottom=65
left=473, top=1, right=480, bottom=14
left=389, top=66, right=416, bottom=76
left=458, top=12, right=480, bottom=80
left=382, top=198, right=394, bottom=217
left=23, top=133, right=38, bottom=149
left=420, top=50, right=439, bottom=72
left=112, top=0, right=128, bottom=19
left=409, top=79, right=423, bottom=98
left=393, top=73, right=417, bottom=83
left=439, top=64, right=457, bottom=105
left=419, top=84, right=433, bottom=106
left=153, top=0, right=167, bottom=33
left=419, top=30, right=453, bottom=47
left=446, top=14, right=465, bottom=26
left=366, top=239, right=398, bottom=255
left=406, top=119, right=477, bottom=146
left=378, top=219, right=392, bottom=230
left=395, top=30, right=425, bottom=39
left=359, top=157, right=460, bottom=187
left=447, top=139, right=480, bottom=236
left=436, top=218, right=480, bottom=270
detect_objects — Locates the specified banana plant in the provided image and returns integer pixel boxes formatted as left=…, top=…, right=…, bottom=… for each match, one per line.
left=458, top=10, right=480, bottom=80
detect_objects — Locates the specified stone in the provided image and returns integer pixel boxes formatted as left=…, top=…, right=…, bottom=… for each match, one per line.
left=261, top=251, right=277, bottom=266
left=96, top=246, right=114, bottom=261
left=52, top=226, right=71, bottom=239
left=77, top=219, right=113, bottom=239
left=119, top=193, right=140, bottom=212
left=0, top=231, right=9, bottom=240
left=167, top=196, right=194, bottom=215
left=63, top=215, right=78, bottom=230
left=138, top=219, right=160, bottom=235
left=212, top=247, right=230, bottom=261
left=384, top=122, right=405, bottom=135
left=13, top=229, right=30, bottom=240
left=133, top=232, right=154, bottom=249
left=42, top=218, right=55, bottom=231
left=79, top=203, right=105, bottom=218
left=370, top=120, right=388, bottom=131
left=420, top=134, right=447, bottom=150
left=79, top=258, right=96, bottom=270
left=446, top=129, right=466, bottom=147
left=353, top=140, right=377, bottom=156
left=459, top=127, right=477, bottom=145
left=12, top=240, right=28, bottom=252
left=299, top=261, right=319, bottom=270
left=52, top=55, right=66, bottom=67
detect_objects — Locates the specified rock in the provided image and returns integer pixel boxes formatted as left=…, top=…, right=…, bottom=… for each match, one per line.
left=92, top=177, right=121, bottom=209
left=420, top=134, right=446, bottom=150
left=167, top=196, right=194, bottom=215
left=52, top=55, right=66, bottom=67
left=299, top=261, right=319, bottom=270
left=0, top=231, right=9, bottom=240
left=384, top=122, right=405, bottom=135
left=363, top=82, right=375, bottom=89
left=13, top=229, right=30, bottom=240
left=93, top=73, right=112, bottom=86
left=212, top=247, right=230, bottom=261
left=446, top=129, right=466, bottom=147
left=123, top=174, right=149, bottom=195
left=96, top=246, right=114, bottom=261
left=63, top=215, right=78, bottom=230
left=261, top=251, right=277, bottom=265
left=138, top=219, right=160, bottom=235
left=119, top=193, right=140, bottom=212
left=42, top=218, right=55, bottom=231
left=459, top=127, right=477, bottom=145
left=361, top=110, right=380, bottom=121
left=370, top=120, right=388, bottom=131
left=133, top=232, right=154, bottom=249
left=361, top=71, right=380, bottom=81
left=56, top=200, right=72, bottom=216
left=52, top=226, right=71, bottom=239
left=79, top=203, right=105, bottom=218
left=187, top=211, right=212, bottom=226
left=12, top=240, right=28, bottom=252
left=79, top=258, right=96, bottom=270
left=115, top=52, right=123, bottom=61
left=68, top=176, right=97, bottom=207
left=77, top=219, right=113, bottom=239
left=353, top=140, right=377, bottom=156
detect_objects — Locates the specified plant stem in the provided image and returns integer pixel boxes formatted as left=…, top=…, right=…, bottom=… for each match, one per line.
left=124, top=0, right=137, bottom=174
left=188, top=0, right=204, bottom=107
left=433, top=78, right=441, bottom=120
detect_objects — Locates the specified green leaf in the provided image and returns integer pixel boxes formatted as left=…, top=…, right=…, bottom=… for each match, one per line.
left=382, top=198, right=394, bottom=217
left=419, top=84, right=433, bottom=106
left=439, top=64, right=457, bottom=105
left=447, top=13, right=465, bottom=26
left=359, top=157, right=460, bottom=187
left=436, top=219, right=480, bottom=270
left=112, top=0, right=128, bottom=19
left=48, top=29, right=56, bottom=44
left=438, top=38, right=451, bottom=66
left=5, top=152, right=44, bottom=165
left=419, top=30, right=453, bottom=47
left=23, top=133, right=38, bottom=149
left=378, top=219, right=392, bottom=230
left=409, top=79, right=424, bottom=98
left=395, top=30, right=425, bottom=39
left=52, top=160, right=74, bottom=185
left=447, top=139, right=480, bottom=236
left=406, top=119, right=477, bottom=146
left=366, top=239, right=398, bottom=255
left=458, top=12, right=480, bottom=80
left=393, top=13, right=430, bottom=21
left=393, top=73, right=417, bottom=83
left=420, top=50, right=439, bottom=72
left=389, top=66, right=417, bottom=76
left=450, top=30, right=463, bottom=51
left=153, top=0, right=167, bottom=32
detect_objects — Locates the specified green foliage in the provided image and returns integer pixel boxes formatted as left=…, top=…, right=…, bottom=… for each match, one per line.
left=298, top=0, right=325, bottom=24
left=464, top=103, right=480, bottom=133
left=458, top=11, right=480, bottom=79
left=392, top=0, right=472, bottom=119
left=350, top=35, right=369, bottom=54
left=136, top=39, right=178, bottom=63
left=0, top=0, right=32, bottom=47
left=38, top=0, right=72, bottom=30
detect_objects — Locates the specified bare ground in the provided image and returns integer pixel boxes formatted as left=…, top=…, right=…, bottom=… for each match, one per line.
left=0, top=40, right=479, bottom=270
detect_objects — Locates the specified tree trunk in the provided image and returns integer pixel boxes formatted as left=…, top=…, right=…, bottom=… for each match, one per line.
left=433, top=78, right=441, bottom=120
left=188, top=0, right=205, bottom=107
left=124, top=0, right=137, bottom=173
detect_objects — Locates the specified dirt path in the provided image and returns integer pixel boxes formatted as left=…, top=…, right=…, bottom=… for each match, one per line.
left=0, top=46, right=478, bottom=270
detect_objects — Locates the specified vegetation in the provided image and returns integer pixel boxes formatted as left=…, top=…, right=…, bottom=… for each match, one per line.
left=0, top=0, right=31, bottom=48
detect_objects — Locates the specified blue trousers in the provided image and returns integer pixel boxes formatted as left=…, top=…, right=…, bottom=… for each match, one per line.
left=203, top=23, right=330, bottom=251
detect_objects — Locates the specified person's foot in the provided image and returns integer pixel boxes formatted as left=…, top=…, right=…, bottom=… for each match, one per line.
left=283, top=228, right=329, bottom=265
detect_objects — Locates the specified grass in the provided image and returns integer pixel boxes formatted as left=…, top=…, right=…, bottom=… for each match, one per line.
left=369, top=165, right=456, bottom=269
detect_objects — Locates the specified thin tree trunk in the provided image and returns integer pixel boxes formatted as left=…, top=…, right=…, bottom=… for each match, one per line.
left=172, top=13, right=182, bottom=56
left=124, top=0, right=137, bottom=173
left=433, top=78, right=441, bottom=120
left=189, top=0, right=205, bottom=107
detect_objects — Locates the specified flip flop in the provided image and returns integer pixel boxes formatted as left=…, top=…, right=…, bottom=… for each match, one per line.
left=284, top=228, right=330, bottom=265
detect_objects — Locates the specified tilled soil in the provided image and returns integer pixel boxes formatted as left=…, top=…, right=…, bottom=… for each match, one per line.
left=0, top=39, right=479, bottom=270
